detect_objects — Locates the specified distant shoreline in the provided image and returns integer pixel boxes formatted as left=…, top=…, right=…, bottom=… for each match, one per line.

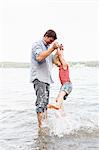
left=0, top=61, right=99, bottom=68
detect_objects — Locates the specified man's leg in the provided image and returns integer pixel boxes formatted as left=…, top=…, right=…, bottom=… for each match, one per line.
left=37, top=112, right=43, bottom=128
left=33, top=79, right=50, bottom=128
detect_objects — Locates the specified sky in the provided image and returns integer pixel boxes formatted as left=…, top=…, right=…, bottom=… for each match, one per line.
left=0, top=0, right=99, bottom=62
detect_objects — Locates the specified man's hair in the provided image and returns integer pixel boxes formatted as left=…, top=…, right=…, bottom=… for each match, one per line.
left=44, top=29, right=57, bottom=40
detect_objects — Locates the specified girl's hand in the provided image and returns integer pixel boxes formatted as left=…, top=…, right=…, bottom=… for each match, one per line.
left=59, top=44, right=64, bottom=51
left=57, top=44, right=64, bottom=55
left=52, top=42, right=60, bottom=50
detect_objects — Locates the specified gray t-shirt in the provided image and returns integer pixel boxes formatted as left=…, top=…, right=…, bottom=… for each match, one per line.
left=30, top=39, right=54, bottom=84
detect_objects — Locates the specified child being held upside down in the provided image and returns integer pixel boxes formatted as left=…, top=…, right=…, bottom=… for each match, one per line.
left=48, top=45, right=72, bottom=112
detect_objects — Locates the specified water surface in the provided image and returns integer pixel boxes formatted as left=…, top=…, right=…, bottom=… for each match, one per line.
left=0, top=66, right=99, bottom=150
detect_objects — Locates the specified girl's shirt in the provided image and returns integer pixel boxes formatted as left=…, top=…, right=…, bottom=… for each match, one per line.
left=59, top=64, right=71, bottom=85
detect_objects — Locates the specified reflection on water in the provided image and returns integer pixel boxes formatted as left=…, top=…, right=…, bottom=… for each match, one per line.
left=34, top=128, right=51, bottom=150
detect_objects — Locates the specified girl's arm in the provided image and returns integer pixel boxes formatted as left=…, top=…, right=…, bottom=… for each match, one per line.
left=53, top=51, right=61, bottom=66
left=57, top=49, right=67, bottom=70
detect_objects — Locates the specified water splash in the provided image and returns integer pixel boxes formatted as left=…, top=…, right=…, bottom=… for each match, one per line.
left=48, top=110, right=99, bottom=138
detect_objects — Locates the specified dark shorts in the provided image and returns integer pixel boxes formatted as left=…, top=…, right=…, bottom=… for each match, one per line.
left=60, top=82, right=72, bottom=100
left=33, top=79, right=50, bottom=113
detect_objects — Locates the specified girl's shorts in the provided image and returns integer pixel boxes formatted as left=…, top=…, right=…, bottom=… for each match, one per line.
left=60, top=82, right=72, bottom=100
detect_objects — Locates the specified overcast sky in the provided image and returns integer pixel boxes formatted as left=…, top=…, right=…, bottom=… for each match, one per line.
left=0, top=0, right=99, bottom=62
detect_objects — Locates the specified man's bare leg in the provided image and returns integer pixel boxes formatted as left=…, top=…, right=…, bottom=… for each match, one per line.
left=37, top=112, right=43, bottom=128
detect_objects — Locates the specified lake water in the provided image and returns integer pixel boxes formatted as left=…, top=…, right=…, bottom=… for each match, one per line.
left=0, top=66, right=99, bottom=150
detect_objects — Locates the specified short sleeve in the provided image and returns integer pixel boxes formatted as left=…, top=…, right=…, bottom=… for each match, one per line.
left=32, top=42, right=42, bottom=59
left=31, top=42, right=46, bottom=63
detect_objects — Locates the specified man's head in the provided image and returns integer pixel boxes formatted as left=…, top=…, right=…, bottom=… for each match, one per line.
left=43, top=29, right=57, bottom=45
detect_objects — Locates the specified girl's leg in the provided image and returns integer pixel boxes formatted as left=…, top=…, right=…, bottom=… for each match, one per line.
left=55, top=91, right=66, bottom=108
left=47, top=91, right=66, bottom=110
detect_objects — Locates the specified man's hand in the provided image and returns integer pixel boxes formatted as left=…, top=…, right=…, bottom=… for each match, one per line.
left=51, top=42, right=59, bottom=51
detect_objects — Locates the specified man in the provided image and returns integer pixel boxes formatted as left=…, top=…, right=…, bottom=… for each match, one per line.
left=31, top=29, right=59, bottom=128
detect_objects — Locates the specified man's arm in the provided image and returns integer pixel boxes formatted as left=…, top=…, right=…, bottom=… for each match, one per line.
left=36, top=42, right=59, bottom=62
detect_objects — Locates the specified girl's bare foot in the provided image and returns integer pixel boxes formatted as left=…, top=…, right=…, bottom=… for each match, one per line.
left=47, top=104, right=60, bottom=110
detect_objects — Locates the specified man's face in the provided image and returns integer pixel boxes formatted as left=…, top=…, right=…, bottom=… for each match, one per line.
left=44, top=36, right=55, bottom=45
